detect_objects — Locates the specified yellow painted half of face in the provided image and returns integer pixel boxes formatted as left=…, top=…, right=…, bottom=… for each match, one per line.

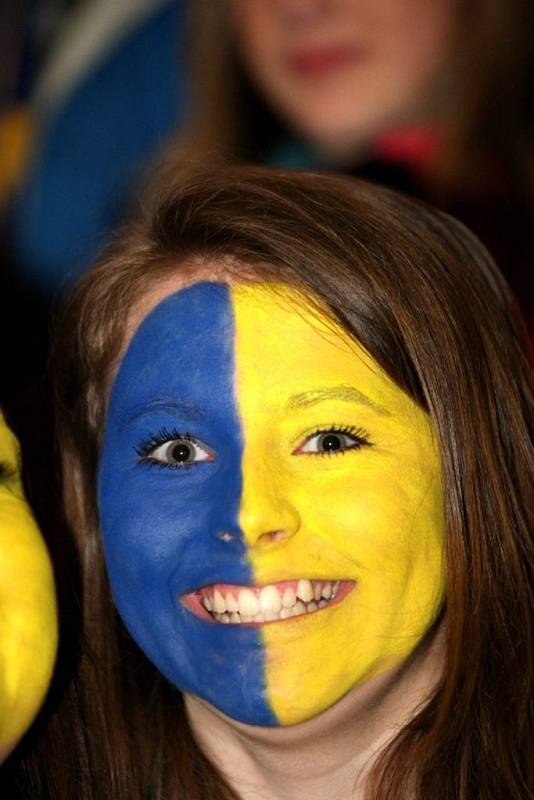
left=0, top=414, right=57, bottom=757
left=233, top=284, right=445, bottom=725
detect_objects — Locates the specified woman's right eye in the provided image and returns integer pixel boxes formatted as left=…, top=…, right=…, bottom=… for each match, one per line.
left=142, top=436, right=214, bottom=467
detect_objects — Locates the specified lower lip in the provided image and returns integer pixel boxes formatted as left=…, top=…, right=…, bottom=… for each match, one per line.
left=286, top=46, right=362, bottom=79
left=181, top=580, right=355, bottom=626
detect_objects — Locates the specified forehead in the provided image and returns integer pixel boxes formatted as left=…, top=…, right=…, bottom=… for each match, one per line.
left=111, top=281, right=412, bottom=420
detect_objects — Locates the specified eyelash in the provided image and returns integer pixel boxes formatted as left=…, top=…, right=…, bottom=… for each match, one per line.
left=300, top=424, right=371, bottom=456
left=135, top=423, right=371, bottom=469
left=136, top=427, right=197, bottom=470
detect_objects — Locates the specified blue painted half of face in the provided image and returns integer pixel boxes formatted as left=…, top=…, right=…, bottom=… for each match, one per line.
left=98, top=282, right=275, bottom=725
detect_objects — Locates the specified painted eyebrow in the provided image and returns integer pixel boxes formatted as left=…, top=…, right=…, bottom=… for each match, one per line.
left=120, top=399, right=205, bottom=428
left=285, top=385, right=390, bottom=416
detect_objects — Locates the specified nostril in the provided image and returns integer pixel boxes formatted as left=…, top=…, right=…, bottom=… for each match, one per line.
left=217, top=531, right=236, bottom=543
left=259, top=529, right=287, bottom=544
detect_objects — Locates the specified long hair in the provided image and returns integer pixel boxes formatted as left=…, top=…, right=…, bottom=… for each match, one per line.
left=46, top=166, right=532, bottom=799
left=177, top=0, right=534, bottom=200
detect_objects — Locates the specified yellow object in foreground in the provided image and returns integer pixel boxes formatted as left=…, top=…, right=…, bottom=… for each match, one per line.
left=0, top=414, right=57, bottom=758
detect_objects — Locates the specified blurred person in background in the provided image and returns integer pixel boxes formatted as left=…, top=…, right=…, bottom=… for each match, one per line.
left=0, top=2, right=97, bottom=618
left=0, top=10, right=85, bottom=784
left=7, top=0, right=534, bottom=328
left=175, top=0, right=533, bottom=331
left=6, top=0, right=187, bottom=297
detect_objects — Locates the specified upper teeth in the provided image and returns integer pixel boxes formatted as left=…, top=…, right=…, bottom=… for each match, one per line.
left=199, top=579, right=341, bottom=624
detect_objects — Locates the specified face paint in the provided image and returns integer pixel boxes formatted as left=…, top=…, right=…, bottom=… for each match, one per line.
left=99, top=282, right=445, bottom=726
left=0, top=414, right=57, bottom=758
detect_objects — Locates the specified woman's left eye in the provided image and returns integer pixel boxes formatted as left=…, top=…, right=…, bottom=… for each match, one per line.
left=296, top=428, right=370, bottom=455
left=140, top=436, right=214, bottom=467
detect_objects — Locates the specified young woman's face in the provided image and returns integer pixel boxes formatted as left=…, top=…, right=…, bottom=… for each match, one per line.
left=98, top=281, right=445, bottom=726
left=0, top=415, right=57, bottom=759
left=228, top=0, right=456, bottom=157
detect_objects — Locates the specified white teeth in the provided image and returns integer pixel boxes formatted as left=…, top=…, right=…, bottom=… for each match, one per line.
left=294, top=600, right=307, bottom=616
left=213, top=589, right=226, bottom=614
left=296, top=579, right=314, bottom=602
left=204, top=579, right=345, bottom=624
left=226, top=592, right=238, bottom=613
left=259, top=584, right=282, bottom=614
left=282, top=586, right=296, bottom=608
left=238, top=589, right=259, bottom=616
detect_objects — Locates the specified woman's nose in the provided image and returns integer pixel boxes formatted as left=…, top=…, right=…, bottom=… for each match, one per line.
left=238, top=480, right=301, bottom=549
left=274, top=0, right=334, bottom=28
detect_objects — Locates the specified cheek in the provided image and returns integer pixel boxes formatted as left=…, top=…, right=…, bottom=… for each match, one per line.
left=292, top=453, right=427, bottom=550
left=259, top=455, right=444, bottom=725
left=98, top=466, right=217, bottom=599
left=290, top=449, right=445, bottom=608
left=229, top=1, right=276, bottom=44
left=230, top=1, right=278, bottom=71
left=374, top=0, right=456, bottom=83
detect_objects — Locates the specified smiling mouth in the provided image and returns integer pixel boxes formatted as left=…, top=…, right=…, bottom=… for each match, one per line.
left=182, top=579, right=355, bottom=625
left=286, top=44, right=363, bottom=79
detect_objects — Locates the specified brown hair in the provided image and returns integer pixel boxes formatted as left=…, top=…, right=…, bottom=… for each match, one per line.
left=176, top=1, right=534, bottom=200
left=44, top=166, right=532, bottom=799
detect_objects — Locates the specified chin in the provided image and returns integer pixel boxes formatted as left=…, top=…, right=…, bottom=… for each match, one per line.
left=291, top=95, right=423, bottom=160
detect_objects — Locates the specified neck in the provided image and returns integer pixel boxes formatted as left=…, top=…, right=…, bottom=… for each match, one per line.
left=185, top=624, right=444, bottom=800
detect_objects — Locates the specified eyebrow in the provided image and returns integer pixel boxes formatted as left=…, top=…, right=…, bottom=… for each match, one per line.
left=120, top=399, right=205, bottom=428
left=285, top=384, right=390, bottom=415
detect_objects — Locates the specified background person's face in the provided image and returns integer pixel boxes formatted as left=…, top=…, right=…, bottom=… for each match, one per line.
left=229, top=0, right=457, bottom=158
left=98, top=281, right=445, bottom=726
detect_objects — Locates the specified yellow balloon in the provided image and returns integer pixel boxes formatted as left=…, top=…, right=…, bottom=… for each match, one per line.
left=0, top=413, right=57, bottom=760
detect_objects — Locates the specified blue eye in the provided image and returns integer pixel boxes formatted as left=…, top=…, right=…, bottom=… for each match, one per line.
left=137, top=430, right=214, bottom=468
left=296, top=426, right=370, bottom=455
